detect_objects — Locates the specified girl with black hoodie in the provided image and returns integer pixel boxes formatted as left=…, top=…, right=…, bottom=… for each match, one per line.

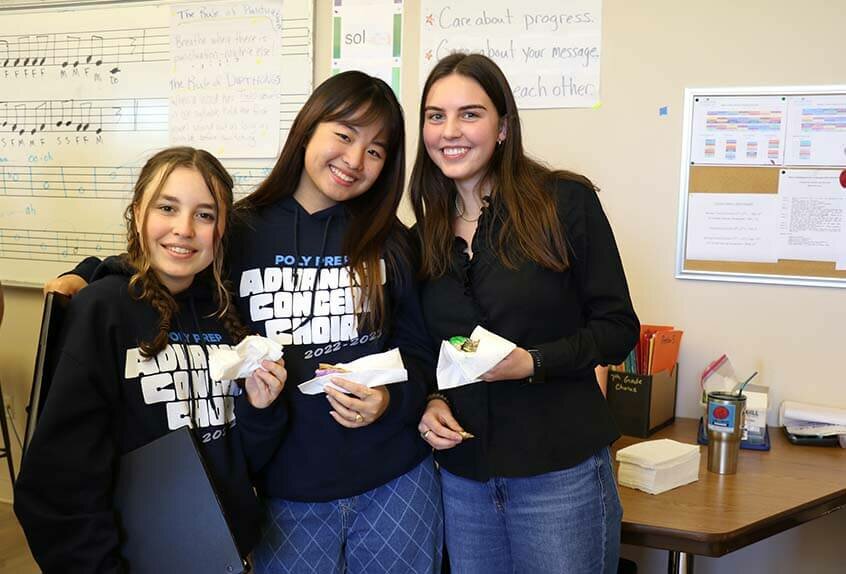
left=42, top=73, right=441, bottom=574
left=15, top=147, right=287, bottom=573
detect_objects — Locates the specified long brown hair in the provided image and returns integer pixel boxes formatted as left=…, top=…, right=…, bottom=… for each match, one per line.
left=410, top=53, right=596, bottom=278
left=125, top=146, right=250, bottom=357
left=237, top=71, right=407, bottom=332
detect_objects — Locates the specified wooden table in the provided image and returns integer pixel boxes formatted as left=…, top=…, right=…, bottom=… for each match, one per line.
left=613, top=418, right=846, bottom=573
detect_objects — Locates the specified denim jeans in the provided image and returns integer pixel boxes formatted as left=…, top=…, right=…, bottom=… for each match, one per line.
left=253, top=455, right=443, bottom=574
left=440, top=447, right=622, bottom=574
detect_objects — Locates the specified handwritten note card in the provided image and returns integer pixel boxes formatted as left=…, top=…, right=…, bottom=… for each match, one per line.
left=420, top=0, right=602, bottom=109
left=169, top=1, right=282, bottom=157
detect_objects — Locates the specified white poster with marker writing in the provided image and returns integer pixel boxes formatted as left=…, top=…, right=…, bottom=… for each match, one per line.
left=420, top=0, right=602, bottom=109
left=170, top=1, right=283, bottom=158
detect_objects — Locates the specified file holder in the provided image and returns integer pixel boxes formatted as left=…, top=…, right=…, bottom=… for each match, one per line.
left=607, top=364, right=678, bottom=438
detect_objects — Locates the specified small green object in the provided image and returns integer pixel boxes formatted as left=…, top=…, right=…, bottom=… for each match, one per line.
left=449, top=336, right=479, bottom=353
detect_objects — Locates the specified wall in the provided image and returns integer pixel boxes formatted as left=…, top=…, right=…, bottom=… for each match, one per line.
left=1, top=0, right=844, bottom=571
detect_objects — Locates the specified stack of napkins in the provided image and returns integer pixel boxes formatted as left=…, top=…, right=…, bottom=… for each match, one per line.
left=616, top=439, right=701, bottom=495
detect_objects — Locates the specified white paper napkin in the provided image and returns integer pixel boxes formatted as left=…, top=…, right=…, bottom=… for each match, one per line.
left=298, top=348, right=408, bottom=395
left=615, top=439, right=700, bottom=470
left=208, top=335, right=284, bottom=381
left=436, top=326, right=516, bottom=390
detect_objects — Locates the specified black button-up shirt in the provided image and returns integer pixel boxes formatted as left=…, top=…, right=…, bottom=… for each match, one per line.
left=421, top=180, right=639, bottom=481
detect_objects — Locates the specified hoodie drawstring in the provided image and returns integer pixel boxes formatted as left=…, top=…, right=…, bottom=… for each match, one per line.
left=292, top=210, right=334, bottom=331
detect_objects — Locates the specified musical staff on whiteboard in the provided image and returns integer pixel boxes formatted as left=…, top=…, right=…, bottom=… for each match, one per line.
left=0, top=165, right=136, bottom=199
left=0, top=227, right=124, bottom=263
left=1, top=17, right=309, bottom=73
left=0, top=163, right=274, bottom=200
left=0, top=98, right=167, bottom=135
left=0, top=28, right=165, bottom=71
left=280, top=18, right=311, bottom=56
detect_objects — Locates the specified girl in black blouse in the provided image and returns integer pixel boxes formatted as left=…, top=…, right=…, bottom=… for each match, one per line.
left=410, top=54, right=639, bottom=574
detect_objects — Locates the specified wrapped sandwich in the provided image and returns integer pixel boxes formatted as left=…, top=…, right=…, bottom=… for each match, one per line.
left=315, top=363, right=351, bottom=377
left=449, top=336, right=479, bottom=353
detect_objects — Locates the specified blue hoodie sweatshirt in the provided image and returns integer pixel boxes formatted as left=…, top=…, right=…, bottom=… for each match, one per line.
left=228, top=196, right=432, bottom=501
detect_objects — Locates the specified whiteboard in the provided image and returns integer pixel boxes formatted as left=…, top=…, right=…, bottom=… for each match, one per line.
left=0, top=0, right=313, bottom=287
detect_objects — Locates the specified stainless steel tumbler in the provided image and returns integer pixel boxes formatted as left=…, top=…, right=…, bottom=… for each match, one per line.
left=706, top=391, right=746, bottom=474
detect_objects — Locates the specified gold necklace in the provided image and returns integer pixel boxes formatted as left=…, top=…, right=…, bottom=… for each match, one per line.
left=454, top=194, right=481, bottom=223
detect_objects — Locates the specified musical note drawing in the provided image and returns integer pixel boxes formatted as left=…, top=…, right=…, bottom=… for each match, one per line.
left=12, top=104, right=25, bottom=135
left=87, top=35, right=104, bottom=66
left=1, top=102, right=7, bottom=128
left=31, top=102, right=47, bottom=135
left=14, top=36, right=28, bottom=66
left=0, top=40, right=9, bottom=67
left=54, top=99, right=72, bottom=127
left=77, top=101, right=92, bottom=131
left=61, top=35, right=81, bottom=68
left=35, top=35, right=49, bottom=66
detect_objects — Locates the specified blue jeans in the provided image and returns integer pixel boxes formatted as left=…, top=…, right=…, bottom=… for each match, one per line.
left=253, top=455, right=443, bottom=574
left=440, top=447, right=622, bottom=574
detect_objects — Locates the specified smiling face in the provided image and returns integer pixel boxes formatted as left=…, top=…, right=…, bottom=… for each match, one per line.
left=135, top=166, right=223, bottom=294
left=422, top=73, right=506, bottom=195
left=295, top=114, right=388, bottom=213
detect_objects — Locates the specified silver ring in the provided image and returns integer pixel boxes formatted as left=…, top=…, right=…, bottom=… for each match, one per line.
left=421, top=429, right=432, bottom=439
left=354, top=412, right=364, bottom=424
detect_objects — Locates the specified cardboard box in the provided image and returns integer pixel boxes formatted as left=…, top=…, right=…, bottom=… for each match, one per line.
left=607, top=365, right=678, bottom=438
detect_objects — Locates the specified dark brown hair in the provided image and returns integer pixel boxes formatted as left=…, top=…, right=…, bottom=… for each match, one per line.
left=410, top=53, right=596, bottom=278
left=124, top=146, right=250, bottom=357
left=237, top=71, right=408, bottom=332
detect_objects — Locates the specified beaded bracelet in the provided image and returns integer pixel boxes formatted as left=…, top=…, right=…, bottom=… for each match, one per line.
left=426, top=392, right=452, bottom=409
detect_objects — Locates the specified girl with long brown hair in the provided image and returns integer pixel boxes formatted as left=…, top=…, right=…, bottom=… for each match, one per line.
left=230, top=71, right=440, bottom=574
left=411, top=54, right=639, bottom=573
left=16, top=147, right=286, bottom=572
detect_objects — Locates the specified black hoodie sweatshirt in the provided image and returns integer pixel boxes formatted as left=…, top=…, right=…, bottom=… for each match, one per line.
left=14, top=257, right=262, bottom=574
left=228, top=196, right=432, bottom=501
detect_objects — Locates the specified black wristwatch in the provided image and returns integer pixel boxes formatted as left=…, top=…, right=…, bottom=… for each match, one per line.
left=527, top=349, right=545, bottom=384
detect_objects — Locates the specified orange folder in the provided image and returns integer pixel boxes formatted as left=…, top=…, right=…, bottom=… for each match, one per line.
left=638, top=325, right=673, bottom=374
left=650, top=330, right=683, bottom=374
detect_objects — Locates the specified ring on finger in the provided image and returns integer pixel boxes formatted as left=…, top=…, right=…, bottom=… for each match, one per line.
left=354, top=412, right=364, bottom=424
left=421, top=429, right=431, bottom=439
